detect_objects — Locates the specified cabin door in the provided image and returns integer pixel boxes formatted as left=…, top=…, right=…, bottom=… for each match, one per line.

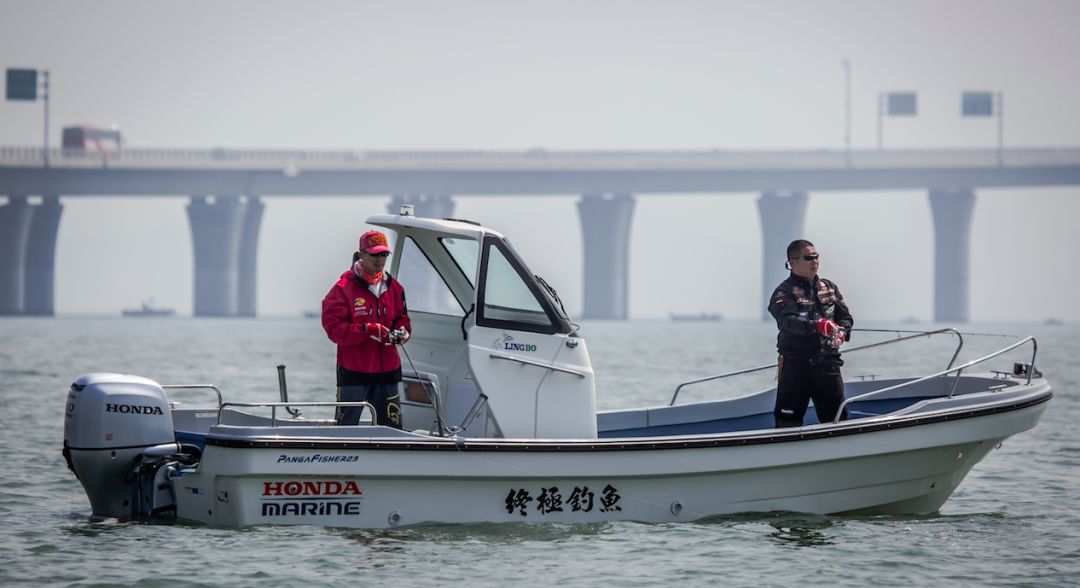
left=466, top=236, right=596, bottom=439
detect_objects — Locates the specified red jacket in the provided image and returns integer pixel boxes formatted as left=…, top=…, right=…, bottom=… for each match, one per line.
left=322, top=270, right=411, bottom=377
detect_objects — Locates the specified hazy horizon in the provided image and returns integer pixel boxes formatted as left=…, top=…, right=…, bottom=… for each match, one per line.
left=2, top=0, right=1079, bottom=321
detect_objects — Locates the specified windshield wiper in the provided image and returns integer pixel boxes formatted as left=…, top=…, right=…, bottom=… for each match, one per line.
left=535, top=274, right=579, bottom=334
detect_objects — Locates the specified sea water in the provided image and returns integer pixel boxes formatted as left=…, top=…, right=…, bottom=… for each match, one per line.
left=1, top=317, right=1077, bottom=587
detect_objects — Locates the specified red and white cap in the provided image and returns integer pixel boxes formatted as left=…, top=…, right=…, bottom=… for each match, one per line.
left=358, top=230, right=391, bottom=254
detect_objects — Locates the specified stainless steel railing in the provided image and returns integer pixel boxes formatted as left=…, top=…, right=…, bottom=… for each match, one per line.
left=162, top=384, right=223, bottom=407
left=832, top=336, right=1038, bottom=423
left=489, top=352, right=588, bottom=378
left=216, top=401, right=376, bottom=427
left=669, top=327, right=965, bottom=406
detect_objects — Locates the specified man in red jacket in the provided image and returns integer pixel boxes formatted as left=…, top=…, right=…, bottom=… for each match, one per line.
left=322, top=230, right=412, bottom=428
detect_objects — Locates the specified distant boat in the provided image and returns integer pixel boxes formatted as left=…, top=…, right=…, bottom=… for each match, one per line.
left=1044, top=317, right=1064, bottom=326
left=670, top=312, right=723, bottom=322
left=900, top=316, right=920, bottom=324
left=122, top=300, right=175, bottom=317
left=302, top=310, right=321, bottom=319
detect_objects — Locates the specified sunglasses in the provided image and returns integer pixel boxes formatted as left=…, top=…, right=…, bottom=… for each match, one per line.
left=791, top=253, right=819, bottom=261
left=367, top=252, right=391, bottom=258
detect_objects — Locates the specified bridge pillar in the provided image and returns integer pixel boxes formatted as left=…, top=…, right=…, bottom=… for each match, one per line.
left=24, top=196, right=63, bottom=316
left=929, top=188, right=976, bottom=323
left=187, top=196, right=246, bottom=317
left=757, top=191, right=808, bottom=320
left=237, top=197, right=264, bottom=317
left=388, top=194, right=455, bottom=219
left=577, top=193, right=635, bottom=320
left=0, top=196, right=34, bottom=315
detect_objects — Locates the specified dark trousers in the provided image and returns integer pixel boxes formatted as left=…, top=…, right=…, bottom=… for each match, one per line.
left=774, top=357, right=847, bottom=428
left=336, top=383, right=402, bottom=428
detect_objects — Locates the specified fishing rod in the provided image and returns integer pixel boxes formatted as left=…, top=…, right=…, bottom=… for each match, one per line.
left=851, top=328, right=1017, bottom=338
left=394, top=332, right=448, bottom=437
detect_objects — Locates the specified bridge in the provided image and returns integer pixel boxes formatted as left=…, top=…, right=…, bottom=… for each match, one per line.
left=2, top=146, right=1079, bottom=319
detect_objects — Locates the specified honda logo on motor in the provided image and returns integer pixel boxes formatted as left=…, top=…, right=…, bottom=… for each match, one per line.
left=105, top=403, right=163, bottom=415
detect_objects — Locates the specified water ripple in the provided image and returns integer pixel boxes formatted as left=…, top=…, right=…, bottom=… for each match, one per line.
left=2, top=319, right=1079, bottom=586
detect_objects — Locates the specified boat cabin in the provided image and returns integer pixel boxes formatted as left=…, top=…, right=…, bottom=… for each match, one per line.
left=372, top=209, right=597, bottom=439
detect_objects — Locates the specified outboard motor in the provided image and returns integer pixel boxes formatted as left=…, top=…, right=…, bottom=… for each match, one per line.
left=63, top=373, right=192, bottom=520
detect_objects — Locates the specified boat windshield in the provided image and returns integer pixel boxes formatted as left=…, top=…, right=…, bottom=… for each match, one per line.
left=440, top=237, right=479, bottom=287
left=477, top=236, right=572, bottom=334
left=395, top=236, right=466, bottom=316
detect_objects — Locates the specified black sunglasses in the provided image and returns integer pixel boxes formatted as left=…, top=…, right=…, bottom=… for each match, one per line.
left=791, top=253, right=819, bottom=261
left=367, top=252, right=390, bottom=258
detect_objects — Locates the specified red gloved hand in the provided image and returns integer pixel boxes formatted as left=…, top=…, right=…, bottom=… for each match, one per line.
left=816, top=318, right=840, bottom=337
left=364, top=323, right=392, bottom=343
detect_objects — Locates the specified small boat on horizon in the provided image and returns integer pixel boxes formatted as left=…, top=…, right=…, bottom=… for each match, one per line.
left=670, top=311, right=723, bottom=321
left=121, top=300, right=174, bottom=317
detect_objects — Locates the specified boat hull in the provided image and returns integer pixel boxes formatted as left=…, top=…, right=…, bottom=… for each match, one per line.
left=174, top=396, right=1047, bottom=528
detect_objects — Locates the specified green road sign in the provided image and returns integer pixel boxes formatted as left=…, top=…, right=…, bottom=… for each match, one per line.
left=962, top=92, right=994, bottom=116
left=6, top=68, right=38, bottom=101
left=886, top=92, right=917, bottom=116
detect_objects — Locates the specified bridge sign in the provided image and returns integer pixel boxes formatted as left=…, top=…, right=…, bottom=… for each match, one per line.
left=886, top=92, right=918, bottom=116
left=6, top=68, right=38, bottom=101
left=962, top=92, right=995, bottom=116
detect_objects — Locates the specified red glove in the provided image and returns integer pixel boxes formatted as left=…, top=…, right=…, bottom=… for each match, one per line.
left=364, top=323, right=391, bottom=343
left=816, top=318, right=840, bottom=337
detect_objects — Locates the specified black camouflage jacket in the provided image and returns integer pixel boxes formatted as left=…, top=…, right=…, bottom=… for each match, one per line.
left=768, top=273, right=854, bottom=362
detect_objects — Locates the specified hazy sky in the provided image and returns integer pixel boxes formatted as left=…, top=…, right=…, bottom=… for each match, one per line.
left=2, top=0, right=1079, bottom=321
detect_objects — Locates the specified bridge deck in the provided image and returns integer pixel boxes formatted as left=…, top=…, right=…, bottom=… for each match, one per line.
left=2, top=146, right=1079, bottom=195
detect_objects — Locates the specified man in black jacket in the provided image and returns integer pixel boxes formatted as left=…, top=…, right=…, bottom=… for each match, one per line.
left=767, top=239, right=854, bottom=428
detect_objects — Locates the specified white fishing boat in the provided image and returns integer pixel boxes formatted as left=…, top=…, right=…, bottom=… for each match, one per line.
left=669, top=312, right=723, bottom=321
left=121, top=299, right=175, bottom=317
left=62, top=209, right=1052, bottom=529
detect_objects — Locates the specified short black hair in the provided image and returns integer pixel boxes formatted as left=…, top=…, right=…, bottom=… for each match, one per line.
left=786, top=239, right=815, bottom=259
